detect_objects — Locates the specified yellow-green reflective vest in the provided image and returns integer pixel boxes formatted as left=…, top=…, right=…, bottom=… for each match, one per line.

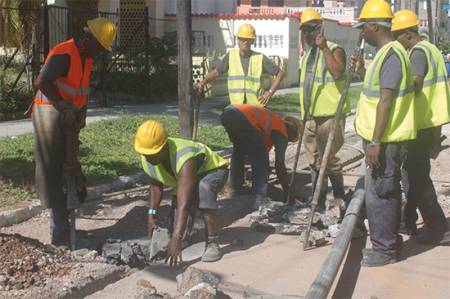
left=141, top=138, right=228, bottom=189
left=228, top=48, right=263, bottom=104
left=355, top=41, right=416, bottom=142
left=299, top=42, right=349, bottom=118
left=410, top=40, right=450, bottom=129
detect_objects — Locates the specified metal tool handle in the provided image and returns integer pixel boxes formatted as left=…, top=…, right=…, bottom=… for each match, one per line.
left=286, top=25, right=325, bottom=204
left=303, top=37, right=365, bottom=250
left=192, top=89, right=202, bottom=140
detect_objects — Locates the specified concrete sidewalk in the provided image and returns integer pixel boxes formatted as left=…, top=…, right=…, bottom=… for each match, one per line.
left=0, top=96, right=228, bottom=138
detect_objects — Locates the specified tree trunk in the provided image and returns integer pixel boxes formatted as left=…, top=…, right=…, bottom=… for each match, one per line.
left=176, top=0, right=193, bottom=139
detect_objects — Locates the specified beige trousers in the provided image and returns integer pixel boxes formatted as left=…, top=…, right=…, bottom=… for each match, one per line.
left=304, top=117, right=345, bottom=175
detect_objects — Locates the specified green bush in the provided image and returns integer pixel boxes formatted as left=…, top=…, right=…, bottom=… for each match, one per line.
left=0, top=80, right=33, bottom=113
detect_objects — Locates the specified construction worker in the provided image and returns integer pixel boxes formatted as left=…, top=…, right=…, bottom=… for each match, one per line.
left=353, top=0, right=416, bottom=266
left=134, top=121, right=229, bottom=266
left=221, top=104, right=301, bottom=205
left=391, top=10, right=449, bottom=243
left=32, top=18, right=116, bottom=246
left=194, top=23, right=285, bottom=105
left=299, top=8, right=348, bottom=211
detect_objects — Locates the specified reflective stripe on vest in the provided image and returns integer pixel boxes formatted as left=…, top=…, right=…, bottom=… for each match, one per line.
left=141, top=138, right=228, bottom=188
left=299, top=41, right=349, bottom=118
left=355, top=41, right=416, bottom=142
left=34, top=39, right=93, bottom=109
left=232, top=104, right=287, bottom=151
left=227, top=49, right=263, bottom=104
left=411, top=40, right=450, bottom=129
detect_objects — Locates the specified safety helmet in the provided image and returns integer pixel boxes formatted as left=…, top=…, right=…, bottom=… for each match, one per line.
left=358, top=0, right=393, bottom=20
left=134, top=120, right=168, bottom=155
left=300, top=8, right=323, bottom=28
left=236, top=23, right=256, bottom=39
left=391, top=10, right=420, bottom=32
left=87, top=17, right=117, bottom=51
left=283, top=116, right=302, bottom=142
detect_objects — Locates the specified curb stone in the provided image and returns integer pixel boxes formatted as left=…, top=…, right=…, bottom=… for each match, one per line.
left=0, top=171, right=148, bottom=228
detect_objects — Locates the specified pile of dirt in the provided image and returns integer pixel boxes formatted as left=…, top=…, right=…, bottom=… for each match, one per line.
left=0, top=233, right=74, bottom=291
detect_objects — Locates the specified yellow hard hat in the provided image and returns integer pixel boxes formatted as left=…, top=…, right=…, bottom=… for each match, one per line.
left=283, top=116, right=302, bottom=142
left=391, top=10, right=420, bottom=32
left=236, top=23, right=256, bottom=39
left=134, top=120, right=168, bottom=155
left=358, top=0, right=393, bottom=20
left=300, top=8, right=322, bottom=28
left=87, top=17, right=117, bottom=51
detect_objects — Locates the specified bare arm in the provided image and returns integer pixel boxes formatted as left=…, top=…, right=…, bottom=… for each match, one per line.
left=34, top=74, right=65, bottom=103
left=322, top=47, right=346, bottom=79
left=173, top=158, right=197, bottom=240
left=366, top=88, right=394, bottom=169
left=165, top=158, right=197, bottom=267
left=147, top=179, right=163, bottom=239
left=372, top=88, right=394, bottom=142
left=195, top=70, right=220, bottom=92
left=275, top=153, right=289, bottom=195
left=413, top=75, right=424, bottom=93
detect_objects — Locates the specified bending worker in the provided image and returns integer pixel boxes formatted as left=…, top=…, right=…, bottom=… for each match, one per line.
left=32, top=18, right=116, bottom=246
left=353, top=0, right=416, bottom=267
left=298, top=8, right=348, bottom=210
left=195, top=23, right=284, bottom=105
left=221, top=104, right=300, bottom=205
left=391, top=10, right=449, bottom=243
left=134, top=120, right=229, bottom=266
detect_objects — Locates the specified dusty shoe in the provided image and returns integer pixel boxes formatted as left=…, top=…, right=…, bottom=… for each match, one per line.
left=361, top=251, right=397, bottom=267
left=201, top=235, right=222, bottom=263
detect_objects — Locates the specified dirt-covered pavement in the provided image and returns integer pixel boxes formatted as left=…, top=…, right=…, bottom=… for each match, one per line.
left=1, top=121, right=449, bottom=298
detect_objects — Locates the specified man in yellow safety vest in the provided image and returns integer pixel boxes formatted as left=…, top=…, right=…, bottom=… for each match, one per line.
left=299, top=8, right=348, bottom=211
left=391, top=10, right=449, bottom=244
left=195, top=23, right=285, bottom=105
left=134, top=120, right=229, bottom=266
left=353, top=0, right=416, bottom=267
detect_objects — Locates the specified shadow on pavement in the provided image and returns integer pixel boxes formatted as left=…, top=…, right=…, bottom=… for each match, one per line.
left=332, top=235, right=367, bottom=299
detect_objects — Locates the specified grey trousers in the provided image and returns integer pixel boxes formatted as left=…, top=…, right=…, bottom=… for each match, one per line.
left=364, top=141, right=407, bottom=256
left=32, top=104, right=66, bottom=210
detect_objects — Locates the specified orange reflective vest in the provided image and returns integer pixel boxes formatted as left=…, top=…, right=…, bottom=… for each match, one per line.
left=232, top=104, right=287, bottom=152
left=34, top=39, right=93, bottom=109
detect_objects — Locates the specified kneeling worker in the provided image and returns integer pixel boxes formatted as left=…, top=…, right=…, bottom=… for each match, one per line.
left=221, top=104, right=300, bottom=204
left=134, top=120, right=229, bottom=266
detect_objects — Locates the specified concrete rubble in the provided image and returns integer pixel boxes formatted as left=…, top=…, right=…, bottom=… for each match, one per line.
left=134, top=279, right=167, bottom=299
left=102, top=227, right=171, bottom=266
left=176, top=266, right=220, bottom=298
left=249, top=193, right=349, bottom=246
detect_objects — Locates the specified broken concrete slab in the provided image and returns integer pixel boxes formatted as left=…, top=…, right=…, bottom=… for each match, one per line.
left=251, top=222, right=305, bottom=235
left=183, top=282, right=216, bottom=299
left=300, top=228, right=328, bottom=247
left=134, top=279, right=159, bottom=299
left=176, top=267, right=219, bottom=295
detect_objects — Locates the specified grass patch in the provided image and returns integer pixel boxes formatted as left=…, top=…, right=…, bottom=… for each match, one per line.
left=0, top=114, right=230, bottom=207
left=268, top=83, right=364, bottom=113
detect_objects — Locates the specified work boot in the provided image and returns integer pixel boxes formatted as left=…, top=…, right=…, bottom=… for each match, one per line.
left=362, top=235, right=403, bottom=261
left=329, top=173, right=346, bottom=201
left=311, top=169, right=327, bottom=212
left=361, top=250, right=397, bottom=267
left=201, top=235, right=222, bottom=263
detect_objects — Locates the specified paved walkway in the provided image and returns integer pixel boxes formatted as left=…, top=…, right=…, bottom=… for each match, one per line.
left=0, top=87, right=303, bottom=138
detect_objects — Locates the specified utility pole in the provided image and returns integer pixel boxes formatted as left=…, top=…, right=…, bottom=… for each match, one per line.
left=426, top=0, right=434, bottom=43
left=176, top=0, right=193, bottom=139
